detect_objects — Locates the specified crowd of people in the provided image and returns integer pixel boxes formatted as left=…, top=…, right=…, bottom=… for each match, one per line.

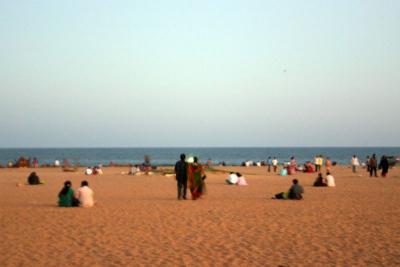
left=14, top=152, right=395, bottom=208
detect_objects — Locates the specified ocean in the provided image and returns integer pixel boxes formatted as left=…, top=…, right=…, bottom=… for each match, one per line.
left=0, top=147, right=399, bottom=166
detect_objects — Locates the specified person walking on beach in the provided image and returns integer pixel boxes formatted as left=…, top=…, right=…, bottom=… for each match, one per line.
left=351, top=155, right=360, bottom=173
left=379, top=155, right=389, bottom=177
left=175, top=154, right=188, bottom=200
left=272, top=157, right=278, bottom=172
left=369, top=154, right=378, bottom=177
left=187, top=157, right=206, bottom=200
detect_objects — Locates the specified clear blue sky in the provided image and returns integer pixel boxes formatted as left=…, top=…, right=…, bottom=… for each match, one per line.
left=0, top=1, right=399, bottom=147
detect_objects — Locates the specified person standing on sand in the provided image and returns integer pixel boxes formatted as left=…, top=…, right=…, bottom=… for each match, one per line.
left=325, top=157, right=332, bottom=173
left=175, top=154, right=188, bottom=200
left=369, top=154, right=378, bottom=177
left=267, top=157, right=272, bottom=172
left=351, top=155, right=360, bottom=173
left=379, top=155, right=389, bottom=177
left=288, top=157, right=297, bottom=175
left=314, top=155, right=319, bottom=172
left=187, top=157, right=206, bottom=200
left=272, top=157, right=278, bottom=172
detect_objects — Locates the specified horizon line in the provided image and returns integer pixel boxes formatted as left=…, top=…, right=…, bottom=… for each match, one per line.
left=0, top=146, right=399, bottom=149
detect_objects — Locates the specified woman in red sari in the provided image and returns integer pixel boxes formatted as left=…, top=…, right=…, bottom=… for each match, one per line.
left=187, top=157, right=206, bottom=200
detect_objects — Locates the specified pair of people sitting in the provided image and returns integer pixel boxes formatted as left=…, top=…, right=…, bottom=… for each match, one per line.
left=226, top=172, right=248, bottom=186
left=313, top=172, right=336, bottom=187
left=85, top=166, right=103, bottom=175
left=274, top=179, right=304, bottom=200
left=27, top=172, right=44, bottom=185
left=58, top=180, right=94, bottom=208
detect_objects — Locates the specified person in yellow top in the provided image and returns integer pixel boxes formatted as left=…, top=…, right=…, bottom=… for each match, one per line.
left=317, top=155, right=324, bottom=171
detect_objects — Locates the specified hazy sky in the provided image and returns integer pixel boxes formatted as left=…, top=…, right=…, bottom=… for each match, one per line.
left=0, top=1, right=399, bottom=147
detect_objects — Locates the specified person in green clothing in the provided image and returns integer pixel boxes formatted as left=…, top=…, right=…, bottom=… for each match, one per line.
left=58, top=180, right=79, bottom=207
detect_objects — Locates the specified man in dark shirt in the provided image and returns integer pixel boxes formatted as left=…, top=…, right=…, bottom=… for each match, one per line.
left=289, top=179, right=304, bottom=200
left=175, top=153, right=188, bottom=200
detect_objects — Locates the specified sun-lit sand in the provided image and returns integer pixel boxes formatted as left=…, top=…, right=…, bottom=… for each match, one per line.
left=1, top=165, right=399, bottom=266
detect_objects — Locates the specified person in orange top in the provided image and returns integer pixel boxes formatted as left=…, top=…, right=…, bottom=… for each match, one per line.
left=325, top=157, right=332, bottom=172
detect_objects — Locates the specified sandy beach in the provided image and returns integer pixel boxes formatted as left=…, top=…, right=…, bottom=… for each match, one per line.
left=1, top=165, right=399, bottom=266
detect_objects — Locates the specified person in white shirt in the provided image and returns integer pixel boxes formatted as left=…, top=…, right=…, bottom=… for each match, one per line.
left=326, top=172, right=336, bottom=187
left=351, top=155, right=360, bottom=173
left=85, top=167, right=93, bottom=175
left=75, top=180, right=94, bottom=207
left=272, top=157, right=278, bottom=172
left=226, top=172, right=238, bottom=185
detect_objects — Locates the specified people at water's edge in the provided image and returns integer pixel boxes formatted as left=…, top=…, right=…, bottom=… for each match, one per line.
left=175, top=154, right=188, bottom=200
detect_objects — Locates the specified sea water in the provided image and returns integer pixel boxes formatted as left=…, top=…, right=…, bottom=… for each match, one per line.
left=0, top=147, right=399, bottom=166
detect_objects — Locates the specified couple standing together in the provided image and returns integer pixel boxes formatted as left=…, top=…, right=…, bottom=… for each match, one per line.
left=175, top=154, right=206, bottom=200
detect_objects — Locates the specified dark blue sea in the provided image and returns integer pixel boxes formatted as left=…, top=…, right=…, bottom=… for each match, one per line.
left=0, top=147, right=399, bottom=166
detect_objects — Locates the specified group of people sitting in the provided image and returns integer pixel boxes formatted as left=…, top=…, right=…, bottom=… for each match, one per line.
left=85, top=166, right=103, bottom=175
left=225, top=172, right=248, bottom=186
left=58, top=180, right=95, bottom=208
left=313, top=172, right=336, bottom=187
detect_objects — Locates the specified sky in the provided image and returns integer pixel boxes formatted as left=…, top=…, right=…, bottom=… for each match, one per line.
left=0, top=0, right=399, bottom=147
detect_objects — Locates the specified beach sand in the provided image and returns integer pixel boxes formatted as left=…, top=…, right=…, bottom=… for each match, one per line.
left=1, top=165, right=399, bottom=266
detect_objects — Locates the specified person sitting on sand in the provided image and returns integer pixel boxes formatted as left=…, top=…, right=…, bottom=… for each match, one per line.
left=85, top=167, right=93, bottom=175
left=326, top=172, right=336, bottom=187
left=58, top=181, right=79, bottom=207
left=236, top=173, right=248, bottom=186
left=129, top=165, right=142, bottom=175
left=280, top=166, right=288, bottom=176
left=226, top=172, right=238, bottom=185
left=274, top=179, right=304, bottom=200
left=304, top=161, right=314, bottom=173
left=27, top=172, right=43, bottom=185
left=75, top=180, right=94, bottom=208
left=313, top=173, right=327, bottom=187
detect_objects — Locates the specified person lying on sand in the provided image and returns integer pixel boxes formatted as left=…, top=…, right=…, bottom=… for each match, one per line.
left=273, top=179, right=304, bottom=200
